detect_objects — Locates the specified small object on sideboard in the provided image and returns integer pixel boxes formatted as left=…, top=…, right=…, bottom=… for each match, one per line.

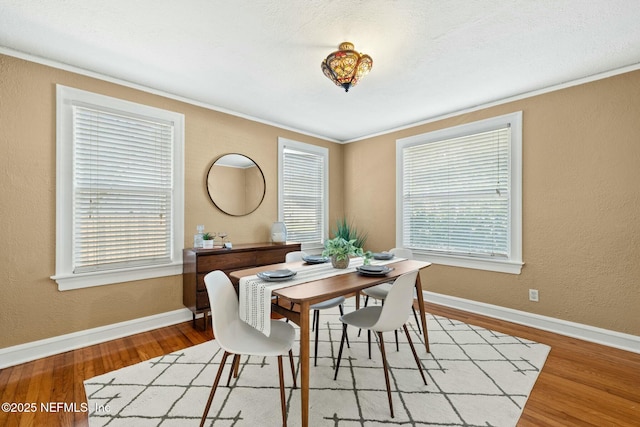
left=193, top=224, right=205, bottom=248
left=271, top=221, right=287, bottom=243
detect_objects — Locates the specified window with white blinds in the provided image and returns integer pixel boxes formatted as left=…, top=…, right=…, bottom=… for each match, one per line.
left=396, top=112, right=523, bottom=274
left=278, top=138, right=328, bottom=250
left=53, top=85, right=184, bottom=290
left=73, top=106, right=173, bottom=272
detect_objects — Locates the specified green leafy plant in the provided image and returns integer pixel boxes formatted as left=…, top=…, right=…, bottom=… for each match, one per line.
left=202, top=232, right=214, bottom=240
left=322, top=237, right=364, bottom=261
left=332, top=217, right=368, bottom=249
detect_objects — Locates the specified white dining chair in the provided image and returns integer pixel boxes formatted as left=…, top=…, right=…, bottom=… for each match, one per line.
left=361, top=248, right=425, bottom=339
left=200, top=271, right=297, bottom=427
left=285, top=251, right=349, bottom=366
left=334, top=270, right=427, bottom=418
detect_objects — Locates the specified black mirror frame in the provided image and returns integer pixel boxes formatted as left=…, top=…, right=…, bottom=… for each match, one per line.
left=206, top=153, right=266, bottom=217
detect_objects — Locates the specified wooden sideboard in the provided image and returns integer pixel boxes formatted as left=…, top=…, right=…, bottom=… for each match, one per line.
left=183, top=242, right=302, bottom=329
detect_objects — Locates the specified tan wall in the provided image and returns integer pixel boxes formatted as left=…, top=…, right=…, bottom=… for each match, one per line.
left=1, top=52, right=637, bottom=349
left=344, top=70, right=640, bottom=336
left=0, top=54, right=343, bottom=348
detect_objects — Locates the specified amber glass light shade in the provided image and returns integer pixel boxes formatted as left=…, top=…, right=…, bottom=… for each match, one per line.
left=321, top=42, right=373, bottom=92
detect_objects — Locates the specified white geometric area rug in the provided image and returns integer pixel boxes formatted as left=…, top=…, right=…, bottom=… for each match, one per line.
left=85, top=300, right=550, bottom=427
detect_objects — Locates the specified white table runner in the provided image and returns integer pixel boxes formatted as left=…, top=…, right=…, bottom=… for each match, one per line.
left=239, top=257, right=402, bottom=336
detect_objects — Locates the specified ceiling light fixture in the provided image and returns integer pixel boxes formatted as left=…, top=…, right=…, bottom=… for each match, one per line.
left=321, top=42, right=373, bottom=92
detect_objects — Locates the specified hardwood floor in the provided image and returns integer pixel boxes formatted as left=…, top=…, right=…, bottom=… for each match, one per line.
left=1, top=302, right=638, bottom=426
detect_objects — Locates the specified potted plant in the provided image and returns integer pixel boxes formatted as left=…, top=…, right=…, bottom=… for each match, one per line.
left=202, top=232, right=214, bottom=249
left=322, top=237, right=364, bottom=269
left=333, top=217, right=368, bottom=249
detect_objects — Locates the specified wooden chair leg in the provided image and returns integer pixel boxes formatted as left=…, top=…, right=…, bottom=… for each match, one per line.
left=226, top=354, right=240, bottom=386
left=377, top=332, right=394, bottom=418
left=412, top=306, right=422, bottom=334
left=286, top=302, right=294, bottom=323
left=358, top=296, right=370, bottom=337
left=312, top=310, right=317, bottom=332
left=200, top=351, right=231, bottom=427
left=277, top=355, right=287, bottom=427
left=403, top=324, right=427, bottom=385
left=314, top=309, right=320, bottom=366
left=288, top=349, right=297, bottom=388
left=422, top=311, right=429, bottom=349
left=338, top=304, right=350, bottom=348
left=333, top=323, right=348, bottom=380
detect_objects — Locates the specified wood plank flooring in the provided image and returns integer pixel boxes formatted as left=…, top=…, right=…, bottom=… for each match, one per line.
left=1, top=302, right=638, bottom=426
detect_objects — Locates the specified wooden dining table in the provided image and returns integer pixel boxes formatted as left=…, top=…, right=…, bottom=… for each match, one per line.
left=229, top=258, right=431, bottom=427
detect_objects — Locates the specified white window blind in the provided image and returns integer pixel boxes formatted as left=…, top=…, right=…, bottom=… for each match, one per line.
left=54, top=85, right=184, bottom=290
left=397, top=111, right=523, bottom=274
left=402, top=127, right=510, bottom=258
left=73, top=106, right=174, bottom=273
left=278, top=139, right=328, bottom=247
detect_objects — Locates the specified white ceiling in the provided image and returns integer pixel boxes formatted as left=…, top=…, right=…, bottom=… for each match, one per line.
left=2, top=0, right=640, bottom=142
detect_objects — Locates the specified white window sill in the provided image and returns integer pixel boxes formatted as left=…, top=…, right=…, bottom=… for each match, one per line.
left=51, top=262, right=183, bottom=291
left=413, top=252, right=523, bottom=274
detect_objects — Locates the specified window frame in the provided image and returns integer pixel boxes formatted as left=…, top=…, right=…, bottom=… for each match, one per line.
left=396, top=111, right=523, bottom=274
left=277, top=137, right=329, bottom=252
left=52, top=85, right=184, bottom=291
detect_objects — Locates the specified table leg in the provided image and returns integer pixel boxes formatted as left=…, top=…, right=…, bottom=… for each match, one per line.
left=299, top=301, right=310, bottom=427
left=355, top=291, right=360, bottom=310
left=415, top=273, right=430, bottom=353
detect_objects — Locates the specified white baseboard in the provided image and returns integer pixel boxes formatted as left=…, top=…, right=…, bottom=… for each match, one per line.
left=3, top=294, right=637, bottom=370
left=0, top=308, right=194, bottom=369
left=424, top=291, right=640, bottom=354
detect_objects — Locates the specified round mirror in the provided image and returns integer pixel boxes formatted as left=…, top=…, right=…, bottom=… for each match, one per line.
left=206, top=154, right=265, bottom=216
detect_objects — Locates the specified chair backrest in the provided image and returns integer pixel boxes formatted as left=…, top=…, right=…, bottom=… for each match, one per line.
left=371, top=270, right=419, bottom=332
left=204, top=270, right=240, bottom=349
left=390, top=247, right=413, bottom=259
left=285, top=250, right=307, bottom=262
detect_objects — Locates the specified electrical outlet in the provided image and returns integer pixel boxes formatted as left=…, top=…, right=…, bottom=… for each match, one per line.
left=529, top=289, right=539, bottom=302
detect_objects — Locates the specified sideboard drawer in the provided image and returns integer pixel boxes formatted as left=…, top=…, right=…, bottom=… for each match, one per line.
left=197, top=251, right=257, bottom=272
left=196, top=291, right=209, bottom=310
left=256, top=247, right=295, bottom=265
left=196, top=273, right=206, bottom=292
left=196, top=290, right=209, bottom=311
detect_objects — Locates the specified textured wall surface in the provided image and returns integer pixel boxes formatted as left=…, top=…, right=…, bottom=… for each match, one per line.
left=344, top=70, right=640, bottom=336
left=1, top=52, right=637, bottom=350
left=0, top=54, right=342, bottom=348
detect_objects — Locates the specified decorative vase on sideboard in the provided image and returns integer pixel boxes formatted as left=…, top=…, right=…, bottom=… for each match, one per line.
left=271, top=221, right=287, bottom=243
